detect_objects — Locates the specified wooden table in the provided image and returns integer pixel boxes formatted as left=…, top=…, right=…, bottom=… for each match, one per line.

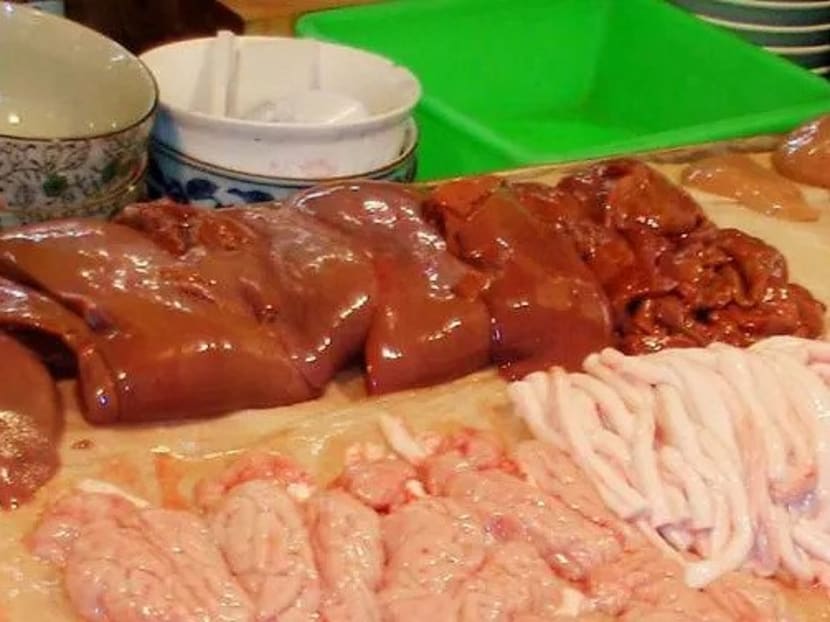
left=217, top=0, right=377, bottom=34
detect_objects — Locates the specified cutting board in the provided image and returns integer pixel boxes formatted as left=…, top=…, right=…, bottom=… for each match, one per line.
left=3, top=141, right=830, bottom=620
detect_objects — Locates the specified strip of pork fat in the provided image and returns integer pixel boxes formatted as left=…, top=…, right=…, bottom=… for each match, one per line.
left=509, top=336, right=830, bottom=589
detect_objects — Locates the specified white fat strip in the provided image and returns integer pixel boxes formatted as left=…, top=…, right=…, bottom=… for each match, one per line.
left=525, top=371, right=552, bottom=407
left=511, top=337, right=830, bottom=588
left=600, top=348, right=676, bottom=386
left=660, top=447, right=713, bottom=530
left=662, top=481, right=691, bottom=525
left=685, top=429, right=755, bottom=589
left=745, top=438, right=781, bottom=577
left=590, top=428, right=633, bottom=475
left=793, top=520, right=830, bottom=565
left=714, top=346, right=787, bottom=484
left=749, top=335, right=810, bottom=364
left=664, top=356, right=740, bottom=460
left=710, top=492, right=731, bottom=555
left=508, top=380, right=566, bottom=450
left=772, top=506, right=815, bottom=583
left=655, top=347, right=717, bottom=367
left=75, top=479, right=151, bottom=508
left=811, top=362, right=830, bottom=385
left=378, top=414, right=430, bottom=465
left=629, top=391, right=673, bottom=528
left=583, top=353, right=647, bottom=412
left=806, top=340, right=830, bottom=365
left=749, top=353, right=814, bottom=481
left=552, top=370, right=647, bottom=519
left=654, top=384, right=719, bottom=483
left=769, top=352, right=830, bottom=526
left=570, top=373, right=635, bottom=441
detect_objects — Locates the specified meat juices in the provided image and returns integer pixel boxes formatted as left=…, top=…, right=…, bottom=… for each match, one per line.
left=426, top=178, right=613, bottom=378
left=289, top=182, right=492, bottom=394
left=0, top=219, right=314, bottom=422
left=0, top=333, right=61, bottom=509
left=682, top=153, right=819, bottom=222
left=773, top=114, right=830, bottom=189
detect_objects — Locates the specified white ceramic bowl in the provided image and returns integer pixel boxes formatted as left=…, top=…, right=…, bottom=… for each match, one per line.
left=146, top=119, right=418, bottom=207
left=139, top=36, right=421, bottom=179
left=0, top=3, right=157, bottom=225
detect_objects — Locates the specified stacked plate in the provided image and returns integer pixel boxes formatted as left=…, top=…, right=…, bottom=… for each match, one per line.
left=670, top=0, right=830, bottom=76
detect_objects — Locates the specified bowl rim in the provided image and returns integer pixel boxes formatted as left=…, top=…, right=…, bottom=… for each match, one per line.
left=767, top=42, right=830, bottom=52
left=0, top=3, right=159, bottom=142
left=139, top=35, right=422, bottom=134
left=698, top=12, right=830, bottom=30
left=150, top=118, right=419, bottom=184
left=711, top=0, right=830, bottom=9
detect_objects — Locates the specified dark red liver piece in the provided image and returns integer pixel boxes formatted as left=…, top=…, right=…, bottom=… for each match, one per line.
left=0, top=219, right=313, bottom=423
left=289, top=182, right=491, bottom=394
left=117, top=201, right=378, bottom=390
left=426, top=178, right=613, bottom=379
left=0, top=332, right=61, bottom=509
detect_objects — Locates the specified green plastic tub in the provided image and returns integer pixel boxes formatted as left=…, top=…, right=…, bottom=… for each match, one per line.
left=297, top=0, right=830, bottom=180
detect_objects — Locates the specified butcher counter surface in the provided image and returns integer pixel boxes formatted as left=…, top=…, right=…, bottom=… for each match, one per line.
left=3, top=141, right=830, bottom=620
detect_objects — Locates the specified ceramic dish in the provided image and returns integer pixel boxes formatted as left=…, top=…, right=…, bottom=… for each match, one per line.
left=139, top=36, right=421, bottom=179
left=697, top=13, right=830, bottom=46
left=770, top=43, right=830, bottom=67
left=671, top=0, right=830, bottom=26
left=0, top=4, right=157, bottom=224
left=146, top=119, right=418, bottom=207
left=0, top=153, right=148, bottom=228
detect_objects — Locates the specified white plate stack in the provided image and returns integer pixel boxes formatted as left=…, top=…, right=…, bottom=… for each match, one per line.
left=670, top=0, right=830, bottom=77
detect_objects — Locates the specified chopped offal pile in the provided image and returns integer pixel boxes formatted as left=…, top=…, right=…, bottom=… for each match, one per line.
left=29, top=337, right=830, bottom=622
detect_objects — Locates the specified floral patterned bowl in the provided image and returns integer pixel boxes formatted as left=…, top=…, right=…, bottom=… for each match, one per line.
left=0, top=4, right=157, bottom=226
left=0, top=153, right=148, bottom=228
left=147, top=120, right=418, bottom=207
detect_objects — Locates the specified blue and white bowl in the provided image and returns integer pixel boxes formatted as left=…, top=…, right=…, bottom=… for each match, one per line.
left=147, top=120, right=418, bottom=207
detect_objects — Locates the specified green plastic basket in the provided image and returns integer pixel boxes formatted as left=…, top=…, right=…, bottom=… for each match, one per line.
left=297, top=0, right=830, bottom=180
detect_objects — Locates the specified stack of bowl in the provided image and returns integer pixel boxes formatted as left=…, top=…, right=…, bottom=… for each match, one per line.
left=670, top=0, right=830, bottom=76
left=0, top=3, right=157, bottom=228
left=139, top=35, right=422, bottom=207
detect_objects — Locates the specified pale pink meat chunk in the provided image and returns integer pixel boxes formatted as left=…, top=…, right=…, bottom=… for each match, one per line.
left=379, top=497, right=487, bottom=621
left=445, top=469, right=621, bottom=581
left=32, top=494, right=253, bottom=622
left=337, top=458, right=417, bottom=512
left=28, top=492, right=139, bottom=566
left=208, top=479, right=320, bottom=622
left=457, top=542, right=570, bottom=622
left=306, top=489, right=383, bottom=622
left=588, top=547, right=732, bottom=621
left=513, top=441, right=629, bottom=537
left=704, top=572, right=794, bottom=621
left=419, top=428, right=510, bottom=495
